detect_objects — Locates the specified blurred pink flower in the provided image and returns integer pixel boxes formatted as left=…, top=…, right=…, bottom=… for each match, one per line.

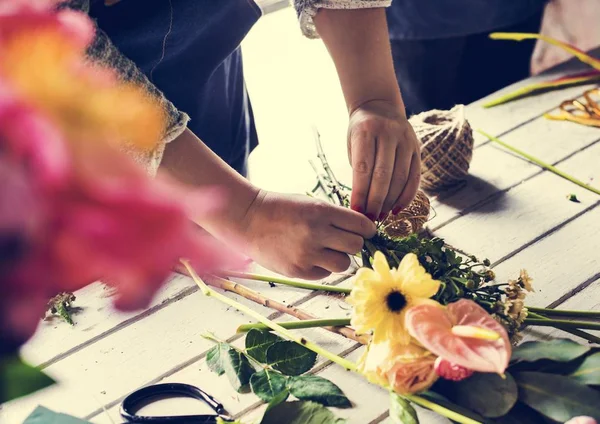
left=405, top=299, right=511, bottom=374
left=566, top=417, right=598, bottom=424
left=0, top=2, right=237, bottom=348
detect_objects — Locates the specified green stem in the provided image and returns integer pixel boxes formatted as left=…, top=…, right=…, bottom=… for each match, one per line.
left=526, top=311, right=600, bottom=344
left=528, top=306, right=600, bottom=318
left=237, top=318, right=351, bottom=333
left=405, top=395, right=482, bottom=424
left=222, top=271, right=352, bottom=294
left=477, top=129, right=600, bottom=196
left=525, top=318, right=600, bottom=330
left=182, top=260, right=357, bottom=372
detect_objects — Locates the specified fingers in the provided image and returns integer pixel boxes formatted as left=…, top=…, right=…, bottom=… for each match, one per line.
left=321, top=227, right=365, bottom=255
left=380, top=144, right=408, bottom=217
left=392, top=152, right=421, bottom=213
left=349, top=131, right=375, bottom=214
left=315, top=249, right=352, bottom=274
left=365, top=136, right=395, bottom=220
left=330, top=207, right=376, bottom=239
left=299, top=266, right=332, bottom=281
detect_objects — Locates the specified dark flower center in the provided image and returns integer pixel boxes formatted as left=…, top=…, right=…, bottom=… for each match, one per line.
left=386, top=290, right=407, bottom=313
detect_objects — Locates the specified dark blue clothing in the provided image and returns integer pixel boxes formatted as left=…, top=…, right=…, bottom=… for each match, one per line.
left=90, top=0, right=261, bottom=176
left=387, top=0, right=547, bottom=40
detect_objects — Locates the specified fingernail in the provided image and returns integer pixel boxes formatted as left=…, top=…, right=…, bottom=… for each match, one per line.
left=378, top=213, right=387, bottom=221
left=351, top=205, right=363, bottom=214
left=366, top=213, right=375, bottom=221
left=392, top=207, right=402, bottom=215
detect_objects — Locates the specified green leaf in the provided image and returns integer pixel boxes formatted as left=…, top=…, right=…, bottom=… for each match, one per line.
left=260, top=401, right=346, bottom=424
left=222, top=348, right=255, bottom=393
left=446, top=372, right=518, bottom=418
left=246, top=330, right=281, bottom=364
left=250, top=369, right=289, bottom=402
left=515, top=371, right=600, bottom=422
left=389, top=393, right=418, bottom=424
left=23, top=406, right=90, bottom=424
left=1, top=356, right=55, bottom=403
left=266, top=388, right=290, bottom=412
left=206, top=343, right=228, bottom=376
left=570, top=352, right=600, bottom=385
left=490, top=402, right=545, bottom=424
left=511, top=339, right=590, bottom=363
left=288, top=375, right=351, bottom=408
left=266, top=341, right=317, bottom=376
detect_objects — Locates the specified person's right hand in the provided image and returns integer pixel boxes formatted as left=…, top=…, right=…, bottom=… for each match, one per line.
left=239, top=190, right=376, bottom=280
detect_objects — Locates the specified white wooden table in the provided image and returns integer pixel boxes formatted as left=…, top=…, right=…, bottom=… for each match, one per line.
left=2, top=7, right=600, bottom=424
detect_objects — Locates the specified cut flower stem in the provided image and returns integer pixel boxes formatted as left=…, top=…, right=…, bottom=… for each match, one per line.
left=238, top=318, right=352, bottom=333
left=182, top=260, right=481, bottom=424
left=222, top=270, right=352, bottom=294
left=528, top=306, right=600, bottom=318
left=477, top=130, right=600, bottom=196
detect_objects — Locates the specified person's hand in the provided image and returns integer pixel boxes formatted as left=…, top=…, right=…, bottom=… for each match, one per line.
left=531, top=0, right=600, bottom=75
left=347, top=99, right=421, bottom=221
left=239, top=190, right=376, bottom=280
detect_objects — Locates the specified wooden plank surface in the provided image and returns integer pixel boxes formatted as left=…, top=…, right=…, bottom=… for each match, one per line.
left=2, top=6, right=600, bottom=424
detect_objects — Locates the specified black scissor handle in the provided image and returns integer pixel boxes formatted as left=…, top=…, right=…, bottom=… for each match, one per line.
left=120, top=383, right=234, bottom=423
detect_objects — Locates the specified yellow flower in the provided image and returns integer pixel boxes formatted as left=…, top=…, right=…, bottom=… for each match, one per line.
left=348, top=252, right=441, bottom=344
left=1, top=28, right=165, bottom=151
left=358, top=340, right=438, bottom=395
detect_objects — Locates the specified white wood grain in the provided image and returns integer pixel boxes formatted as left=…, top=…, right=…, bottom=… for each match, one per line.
left=433, top=139, right=600, bottom=263
left=0, top=271, right=353, bottom=423
left=492, top=203, right=600, bottom=308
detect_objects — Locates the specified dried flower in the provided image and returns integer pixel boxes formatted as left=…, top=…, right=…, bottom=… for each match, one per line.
left=348, top=252, right=441, bottom=344
left=405, top=299, right=511, bottom=374
left=358, top=340, right=438, bottom=395
left=518, top=269, right=534, bottom=292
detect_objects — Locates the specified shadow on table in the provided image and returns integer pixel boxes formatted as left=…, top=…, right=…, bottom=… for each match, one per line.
left=431, top=174, right=508, bottom=214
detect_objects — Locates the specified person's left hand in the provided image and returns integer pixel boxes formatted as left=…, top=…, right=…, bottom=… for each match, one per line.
left=347, top=99, right=421, bottom=221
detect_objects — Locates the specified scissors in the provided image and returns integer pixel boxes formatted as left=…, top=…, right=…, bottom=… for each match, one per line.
left=120, top=383, right=235, bottom=423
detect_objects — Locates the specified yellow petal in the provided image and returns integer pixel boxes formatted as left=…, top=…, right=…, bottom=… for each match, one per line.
left=397, top=255, right=440, bottom=299
left=451, top=325, right=501, bottom=341
left=372, top=251, right=392, bottom=281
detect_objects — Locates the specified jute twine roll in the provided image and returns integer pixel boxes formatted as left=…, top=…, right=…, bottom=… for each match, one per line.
left=382, top=190, right=430, bottom=239
left=410, top=104, right=474, bottom=192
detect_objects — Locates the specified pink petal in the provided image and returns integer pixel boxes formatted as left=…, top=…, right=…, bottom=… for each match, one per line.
left=406, top=299, right=510, bottom=374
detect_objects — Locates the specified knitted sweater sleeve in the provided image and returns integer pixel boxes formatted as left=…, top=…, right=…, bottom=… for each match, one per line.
left=60, top=0, right=190, bottom=176
left=292, top=0, right=393, bottom=38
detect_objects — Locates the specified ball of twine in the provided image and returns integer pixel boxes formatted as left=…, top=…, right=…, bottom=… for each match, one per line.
left=410, top=104, right=474, bottom=192
left=382, top=190, right=430, bottom=239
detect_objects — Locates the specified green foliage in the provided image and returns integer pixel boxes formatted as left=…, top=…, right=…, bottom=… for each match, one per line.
left=288, top=375, right=351, bottom=407
left=46, top=292, right=77, bottom=325
left=389, top=393, right=418, bottom=424
left=205, top=331, right=350, bottom=415
left=23, top=406, right=90, bottom=424
left=1, top=356, right=55, bottom=404
left=267, top=341, right=317, bottom=376
left=246, top=329, right=281, bottom=364
left=251, top=369, right=288, bottom=403
left=443, top=372, right=518, bottom=418
left=570, top=351, right=600, bottom=385
left=515, top=371, right=600, bottom=422
left=511, top=339, right=590, bottom=363
left=259, top=401, right=346, bottom=424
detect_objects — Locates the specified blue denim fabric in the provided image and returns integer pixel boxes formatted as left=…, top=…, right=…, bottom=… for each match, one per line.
left=90, top=0, right=262, bottom=176
left=387, top=0, right=546, bottom=40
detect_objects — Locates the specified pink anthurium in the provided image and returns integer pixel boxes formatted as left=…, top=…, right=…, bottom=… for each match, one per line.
left=405, top=299, right=511, bottom=374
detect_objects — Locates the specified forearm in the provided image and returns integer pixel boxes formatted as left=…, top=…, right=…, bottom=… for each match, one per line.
left=313, top=8, right=403, bottom=114
left=159, top=128, right=259, bottom=239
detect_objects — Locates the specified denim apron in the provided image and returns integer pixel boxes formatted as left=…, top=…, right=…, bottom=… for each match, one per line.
left=90, top=0, right=262, bottom=176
